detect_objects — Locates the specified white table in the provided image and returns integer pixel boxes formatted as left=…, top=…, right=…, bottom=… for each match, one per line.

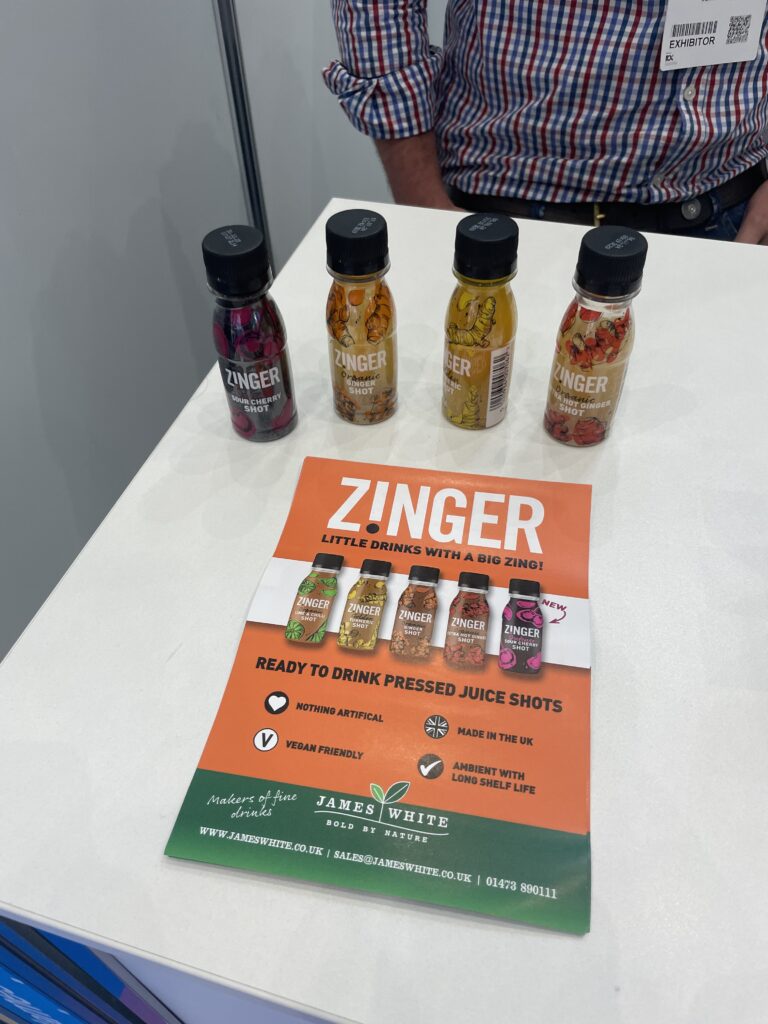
left=1, top=198, right=767, bottom=1024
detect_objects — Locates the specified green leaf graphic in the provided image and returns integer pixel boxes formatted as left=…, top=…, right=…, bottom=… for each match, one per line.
left=320, top=588, right=337, bottom=597
left=298, top=578, right=316, bottom=595
left=285, top=620, right=304, bottom=640
left=318, top=576, right=337, bottom=587
left=384, top=781, right=410, bottom=804
left=307, top=623, right=326, bottom=643
left=370, top=784, right=385, bottom=804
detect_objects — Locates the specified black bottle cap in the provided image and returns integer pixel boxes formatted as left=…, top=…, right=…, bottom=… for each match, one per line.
left=360, top=559, right=391, bottom=578
left=458, top=571, right=490, bottom=591
left=509, top=578, right=541, bottom=598
left=311, top=553, right=344, bottom=572
left=574, top=226, right=648, bottom=298
left=408, top=565, right=440, bottom=585
left=202, top=225, right=272, bottom=299
left=454, top=214, right=519, bottom=280
left=326, top=209, right=389, bottom=276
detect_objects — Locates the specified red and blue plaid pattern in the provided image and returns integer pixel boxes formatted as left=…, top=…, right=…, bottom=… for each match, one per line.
left=324, top=0, right=768, bottom=203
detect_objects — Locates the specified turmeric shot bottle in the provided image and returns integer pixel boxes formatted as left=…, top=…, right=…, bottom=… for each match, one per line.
left=326, top=210, right=397, bottom=424
left=544, top=226, right=647, bottom=446
left=337, top=559, right=391, bottom=651
left=443, top=214, right=518, bottom=430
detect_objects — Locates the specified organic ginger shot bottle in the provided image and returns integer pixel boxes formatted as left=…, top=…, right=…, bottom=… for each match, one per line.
left=325, top=209, right=397, bottom=424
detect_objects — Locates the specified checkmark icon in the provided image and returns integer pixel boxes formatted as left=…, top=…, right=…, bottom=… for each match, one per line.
left=417, top=754, right=444, bottom=780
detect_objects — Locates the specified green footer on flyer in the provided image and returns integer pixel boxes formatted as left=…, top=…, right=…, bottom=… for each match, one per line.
left=167, top=769, right=590, bottom=934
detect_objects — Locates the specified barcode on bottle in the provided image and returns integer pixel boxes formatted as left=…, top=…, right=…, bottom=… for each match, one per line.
left=486, top=346, right=511, bottom=426
left=671, top=20, right=718, bottom=37
left=726, top=14, right=751, bottom=44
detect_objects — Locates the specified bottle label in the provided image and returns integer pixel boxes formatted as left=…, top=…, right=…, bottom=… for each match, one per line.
left=544, top=302, right=633, bottom=446
left=337, top=578, right=388, bottom=650
left=443, top=343, right=511, bottom=429
left=499, top=599, right=544, bottom=674
left=443, top=592, right=489, bottom=669
left=218, top=354, right=290, bottom=419
left=389, top=585, right=437, bottom=660
left=285, top=571, right=338, bottom=644
left=327, top=280, right=397, bottom=424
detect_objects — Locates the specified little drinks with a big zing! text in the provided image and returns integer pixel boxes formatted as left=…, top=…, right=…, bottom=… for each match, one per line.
left=202, top=225, right=297, bottom=441
left=326, top=209, right=397, bottom=424
left=389, top=565, right=440, bottom=661
left=443, top=214, right=518, bottom=430
left=337, top=560, right=391, bottom=651
left=499, top=579, right=544, bottom=675
left=285, top=554, right=344, bottom=645
left=443, top=573, right=490, bottom=670
left=544, top=226, right=647, bottom=446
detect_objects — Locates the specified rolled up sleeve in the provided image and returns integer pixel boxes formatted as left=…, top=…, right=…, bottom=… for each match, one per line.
left=323, top=0, right=443, bottom=139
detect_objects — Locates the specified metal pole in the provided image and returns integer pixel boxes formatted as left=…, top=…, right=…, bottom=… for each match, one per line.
left=213, top=0, right=273, bottom=266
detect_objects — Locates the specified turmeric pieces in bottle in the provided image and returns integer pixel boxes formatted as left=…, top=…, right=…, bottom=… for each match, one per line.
left=443, top=215, right=518, bottom=430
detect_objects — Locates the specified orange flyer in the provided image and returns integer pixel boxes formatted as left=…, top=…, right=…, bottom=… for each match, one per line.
left=167, top=457, right=592, bottom=933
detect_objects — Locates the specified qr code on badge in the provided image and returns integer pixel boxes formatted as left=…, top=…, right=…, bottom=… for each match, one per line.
left=726, top=14, right=752, bottom=45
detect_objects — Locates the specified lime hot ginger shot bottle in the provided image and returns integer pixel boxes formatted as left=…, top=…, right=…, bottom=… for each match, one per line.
left=544, top=226, right=647, bottom=446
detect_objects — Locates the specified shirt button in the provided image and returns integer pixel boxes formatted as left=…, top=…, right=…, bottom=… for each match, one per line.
left=652, top=176, right=663, bottom=188
left=683, top=84, right=696, bottom=102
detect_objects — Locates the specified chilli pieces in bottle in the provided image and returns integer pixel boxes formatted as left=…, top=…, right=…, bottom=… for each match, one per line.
left=285, top=553, right=344, bottom=645
left=326, top=209, right=397, bottom=424
left=544, top=226, right=647, bottom=447
left=202, top=225, right=297, bottom=441
left=389, top=565, right=440, bottom=661
left=337, top=559, right=391, bottom=651
left=443, top=572, right=490, bottom=670
left=499, top=579, right=543, bottom=675
left=443, top=214, right=518, bottom=430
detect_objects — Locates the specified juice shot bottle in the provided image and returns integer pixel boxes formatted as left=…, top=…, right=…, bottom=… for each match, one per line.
left=443, top=572, right=490, bottom=670
left=285, top=554, right=344, bottom=645
left=337, top=559, right=391, bottom=651
left=499, top=579, right=544, bottom=675
left=443, top=214, right=518, bottom=430
left=202, top=225, right=297, bottom=441
left=389, top=565, right=440, bottom=661
left=325, top=209, right=397, bottom=424
left=544, top=226, right=647, bottom=446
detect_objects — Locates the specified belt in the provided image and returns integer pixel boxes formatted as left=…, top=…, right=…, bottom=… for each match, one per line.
left=448, top=161, right=768, bottom=232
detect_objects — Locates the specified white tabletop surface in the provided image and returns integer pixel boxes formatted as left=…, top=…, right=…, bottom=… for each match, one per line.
left=1, top=198, right=767, bottom=1024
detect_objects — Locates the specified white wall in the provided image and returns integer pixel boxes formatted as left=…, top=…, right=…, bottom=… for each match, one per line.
left=0, top=1, right=248, bottom=659
left=238, top=0, right=449, bottom=270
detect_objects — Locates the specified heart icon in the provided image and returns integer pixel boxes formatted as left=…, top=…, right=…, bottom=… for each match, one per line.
left=265, top=691, right=289, bottom=714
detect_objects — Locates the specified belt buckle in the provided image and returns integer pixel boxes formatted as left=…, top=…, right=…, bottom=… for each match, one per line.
left=593, top=202, right=606, bottom=227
